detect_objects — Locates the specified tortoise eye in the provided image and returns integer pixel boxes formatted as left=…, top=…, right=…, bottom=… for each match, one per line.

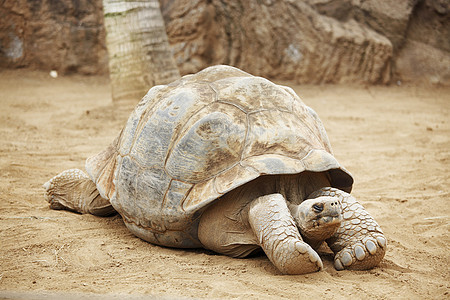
left=312, top=203, right=324, bottom=213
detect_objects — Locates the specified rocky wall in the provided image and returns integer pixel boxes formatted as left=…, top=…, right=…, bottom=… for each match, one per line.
left=0, top=0, right=108, bottom=75
left=0, top=0, right=448, bottom=85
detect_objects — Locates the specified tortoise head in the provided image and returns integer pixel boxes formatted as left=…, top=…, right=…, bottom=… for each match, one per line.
left=290, top=197, right=342, bottom=247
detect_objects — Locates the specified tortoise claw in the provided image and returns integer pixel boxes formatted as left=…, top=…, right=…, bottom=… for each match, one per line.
left=310, top=187, right=387, bottom=271
left=334, top=234, right=386, bottom=271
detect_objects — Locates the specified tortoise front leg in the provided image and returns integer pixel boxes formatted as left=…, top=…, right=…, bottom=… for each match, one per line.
left=309, top=188, right=387, bottom=270
left=247, top=193, right=323, bottom=274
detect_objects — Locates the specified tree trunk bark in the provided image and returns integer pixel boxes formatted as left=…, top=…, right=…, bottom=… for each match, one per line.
left=103, top=0, right=180, bottom=102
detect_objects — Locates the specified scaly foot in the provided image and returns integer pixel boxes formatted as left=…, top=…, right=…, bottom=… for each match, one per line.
left=309, top=187, right=386, bottom=270
left=43, top=169, right=115, bottom=216
left=248, top=193, right=323, bottom=274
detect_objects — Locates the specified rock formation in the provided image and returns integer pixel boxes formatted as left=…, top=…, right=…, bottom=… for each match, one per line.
left=0, top=0, right=448, bottom=85
left=161, top=0, right=394, bottom=84
left=0, top=0, right=108, bottom=75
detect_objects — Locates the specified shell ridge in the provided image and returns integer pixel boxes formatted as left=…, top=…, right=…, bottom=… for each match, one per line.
left=160, top=178, right=173, bottom=212
left=181, top=178, right=220, bottom=213
left=179, top=184, right=194, bottom=213
left=216, top=99, right=248, bottom=113
left=240, top=112, right=251, bottom=162
left=240, top=111, right=252, bottom=162
left=208, top=82, right=220, bottom=101
left=297, top=108, right=329, bottom=150
left=212, top=162, right=241, bottom=194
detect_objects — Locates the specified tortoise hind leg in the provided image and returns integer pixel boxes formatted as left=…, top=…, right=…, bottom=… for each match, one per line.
left=43, top=169, right=116, bottom=216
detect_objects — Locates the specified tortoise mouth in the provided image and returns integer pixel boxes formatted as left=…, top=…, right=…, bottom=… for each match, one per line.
left=314, top=214, right=342, bottom=228
left=300, top=214, right=342, bottom=241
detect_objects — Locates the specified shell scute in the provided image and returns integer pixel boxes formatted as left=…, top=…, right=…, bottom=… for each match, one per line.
left=213, top=164, right=260, bottom=195
left=135, top=168, right=171, bottom=224
left=241, top=154, right=306, bottom=175
left=128, top=83, right=216, bottom=169
left=244, top=109, right=323, bottom=160
left=164, top=180, right=194, bottom=213
left=165, top=103, right=247, bottom=183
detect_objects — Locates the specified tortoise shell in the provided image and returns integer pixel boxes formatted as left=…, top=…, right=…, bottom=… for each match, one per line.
left=86, top=65, right=353, bottom=248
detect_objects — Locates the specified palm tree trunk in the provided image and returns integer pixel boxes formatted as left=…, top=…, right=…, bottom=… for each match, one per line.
left=103, top=0, right=180, bottom=102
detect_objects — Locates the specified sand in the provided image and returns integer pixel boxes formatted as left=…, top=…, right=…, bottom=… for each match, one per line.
left=0, top=69, right=448, bottom=299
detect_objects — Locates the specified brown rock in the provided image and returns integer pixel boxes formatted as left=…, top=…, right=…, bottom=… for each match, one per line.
left=305, top=0, right=450, bottom=85
left=160, top=0, right=393, bottom=84
left=394, top=0, right=450, bottom=85
left=0, top=0, right=448, bottom=84
left=307, top=0, right=415, bottom=52
left=0, top=0, right=107, bottom=75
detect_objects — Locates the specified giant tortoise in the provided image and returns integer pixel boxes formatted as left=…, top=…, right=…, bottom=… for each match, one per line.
left=43, top=65, right=386, bottom=274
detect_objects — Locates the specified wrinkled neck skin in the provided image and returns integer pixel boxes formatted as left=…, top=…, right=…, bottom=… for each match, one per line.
left=239, top=171, right=332, bottom=231
left=277, top=171, right=340, bottom=249
left=276, top=171, right=331, bottom=206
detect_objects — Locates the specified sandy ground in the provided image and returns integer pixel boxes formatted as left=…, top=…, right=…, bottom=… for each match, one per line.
left=0, top=69, right=448, bottom=299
